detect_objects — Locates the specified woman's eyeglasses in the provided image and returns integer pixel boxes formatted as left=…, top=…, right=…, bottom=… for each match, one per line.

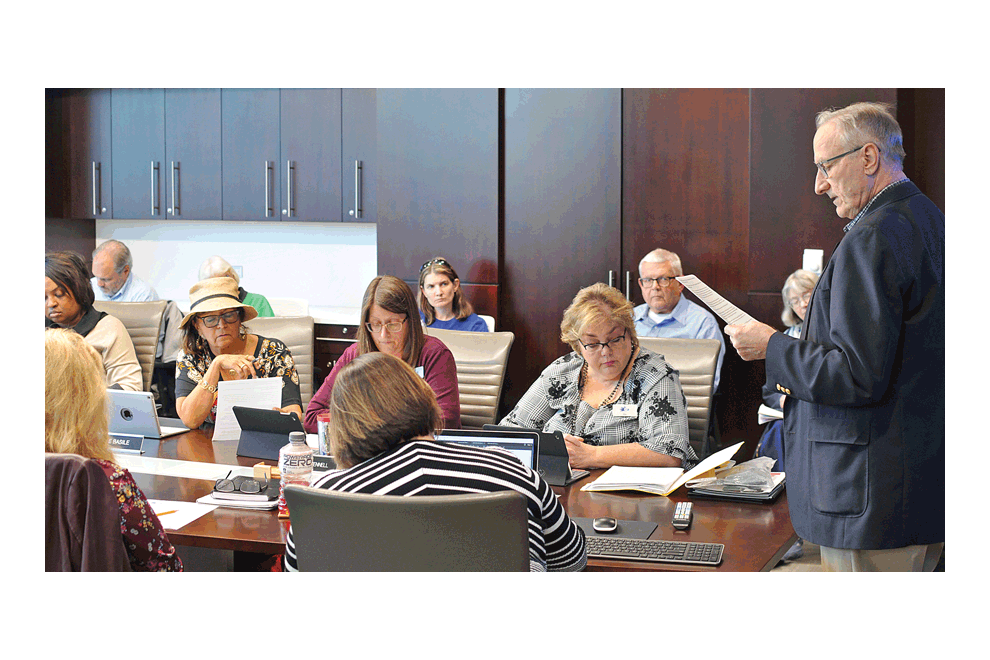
left=579, top=330, right=628, bottom=353
left=787, top=292, right=812, bottom=308
left=366, top=318, right=407, bottom=334
left=197, top=310, right=240, bottom=328
left=420, top=258, right=449, bottom=272
left=214, top=471, right=267, bottom=494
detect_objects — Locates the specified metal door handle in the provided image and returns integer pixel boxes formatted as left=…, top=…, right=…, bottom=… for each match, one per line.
left=608, top=270, right=615, bottom=288
left=151, top=161, right=159, bottom=215
left=169, top=161, right=179, bottom=215
left=283, top=160, right=294, bottom=217
left=265, top=161, right=272, bottom=217
left=625, top=271, right=631, bottom=300
left=92, top=162, right=99, bottom=215
left=348, top=160, right=362, bottom=218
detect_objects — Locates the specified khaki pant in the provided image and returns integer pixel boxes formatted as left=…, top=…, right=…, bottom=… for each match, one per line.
left=820, top=543, right=943, bottom=572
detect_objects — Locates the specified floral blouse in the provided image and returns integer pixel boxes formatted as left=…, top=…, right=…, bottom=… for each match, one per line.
left=95, top=460, right=183, bottom=572
left=175, top=335, right=302, bottom=425
left=499, top=347, right=698, bottom=469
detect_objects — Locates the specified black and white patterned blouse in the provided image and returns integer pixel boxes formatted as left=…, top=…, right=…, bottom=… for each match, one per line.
left=500, top=348, right=697, bottom=469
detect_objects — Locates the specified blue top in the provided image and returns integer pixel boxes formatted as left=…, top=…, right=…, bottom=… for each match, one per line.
left=633, top=295, right=725, bottom=391
left=423, top=312, right=490, bottom=332
left=91, top=272, right=159, bottom=303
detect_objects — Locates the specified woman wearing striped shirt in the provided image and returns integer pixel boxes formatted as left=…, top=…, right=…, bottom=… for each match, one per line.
left=284, top=352, right=586, bottom=572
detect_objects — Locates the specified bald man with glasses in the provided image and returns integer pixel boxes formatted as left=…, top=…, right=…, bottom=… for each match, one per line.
left=725, top=101, right=945, bottom=571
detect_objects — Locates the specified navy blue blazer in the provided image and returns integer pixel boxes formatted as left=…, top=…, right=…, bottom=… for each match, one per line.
left=765, top=180, right=944, bottom=550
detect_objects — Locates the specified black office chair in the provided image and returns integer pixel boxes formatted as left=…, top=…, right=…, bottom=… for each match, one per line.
left=284, top=487, right=530, bottom=571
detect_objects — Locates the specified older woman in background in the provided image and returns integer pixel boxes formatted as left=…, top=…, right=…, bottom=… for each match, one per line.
left=175, top=277, right=302, bottom=429
left=418, top=257, right=489, bottom=332
left=285, top=353, right=585, bottom=572
left=45, top=251, right=142, bottom=391
left=304, top=275, right=460, bottom=433
left=500, top=283, right=696, bottom=470
left=198, top=255, right=275, bottom=317
left=45, top=329, right=182, bottom=571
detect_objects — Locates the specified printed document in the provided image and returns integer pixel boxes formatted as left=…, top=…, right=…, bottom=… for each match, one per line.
left=213, top=378, right=284, bottom=442
left=675, top=275, right=755, bottom=325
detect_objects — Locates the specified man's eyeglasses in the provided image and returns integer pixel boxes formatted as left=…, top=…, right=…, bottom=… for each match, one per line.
left=197, top=310, right=240, bottom=328
left=579, top=330, right=627, bottom=353
left=787, top=292, right=812, bottom=308
left=366, top=318, right=407, bottom=334
left=421, top=258, right=450, bottom=272
left=639, top=276, right=676, bottom=288
left=815, top=145, right=864, bottom=178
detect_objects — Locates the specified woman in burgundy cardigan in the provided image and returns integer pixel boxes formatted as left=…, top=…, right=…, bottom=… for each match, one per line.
left=305, top=276, right=461, bottom=433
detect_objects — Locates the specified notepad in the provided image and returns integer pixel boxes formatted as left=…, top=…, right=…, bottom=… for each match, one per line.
left=581, top=441, right=744, bottom=496
left=675, top=275, right=755, bottom=325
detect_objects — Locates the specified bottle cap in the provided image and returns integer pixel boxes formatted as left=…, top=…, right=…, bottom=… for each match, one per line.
left=289, top=431, right=306, bottom=443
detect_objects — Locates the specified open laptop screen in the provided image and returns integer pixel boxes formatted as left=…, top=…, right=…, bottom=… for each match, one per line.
left=434, top=429, right=538, bottom=470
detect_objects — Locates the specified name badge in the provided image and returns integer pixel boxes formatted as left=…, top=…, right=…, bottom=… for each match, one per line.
left=109, top=433, right=144, bottom=454
left=415, top=366, right=425, bottom=379
left=613, top=404, right=637, bottom=417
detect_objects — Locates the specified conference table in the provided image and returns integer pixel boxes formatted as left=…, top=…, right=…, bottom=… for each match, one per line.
left=123, top=428, right=797, bottom=572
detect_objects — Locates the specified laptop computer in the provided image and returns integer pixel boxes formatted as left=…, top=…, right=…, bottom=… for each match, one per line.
left=109, top=390, right=188, bottom=440
left=483, top=424, right=590, bottom=486
left=434, top=428, right=539, bottom=471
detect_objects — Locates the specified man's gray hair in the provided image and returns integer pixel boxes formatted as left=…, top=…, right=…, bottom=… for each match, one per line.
left=92, top=239, right=132, bottom=274
left=816, top=101, right=906, bottom=167
left=199, top=255, right=240, bottom=284
left=638, top=248, right=683, bottom=277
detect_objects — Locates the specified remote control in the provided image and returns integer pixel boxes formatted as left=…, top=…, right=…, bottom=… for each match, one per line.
left=672, top=501, right=693, bottom=530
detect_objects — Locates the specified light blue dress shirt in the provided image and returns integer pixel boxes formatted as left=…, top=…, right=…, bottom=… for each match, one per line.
left=91, top=272, right=159, bottom=302
left=633, top=295, right=725, bottom=391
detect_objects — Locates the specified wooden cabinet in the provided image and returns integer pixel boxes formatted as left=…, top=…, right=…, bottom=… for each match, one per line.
left=341, top=89, right=376, bottom=224
left=111, top=88, right=165, bottom=219
left=63, top=89, right=112, bottom=219
left=376, top=89, right=499, bottom=284
left=164, top=89, right=222, bottom=220
left=313, top=323, right=359, bottom=390
left=501, top=88, right=621, bottom=411
left=221, top=89, right=281, bottom=221
left=281, top=89, right=343, bottom=222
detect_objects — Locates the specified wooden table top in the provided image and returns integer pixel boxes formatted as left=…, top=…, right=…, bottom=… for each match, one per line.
left=128, top=429, right=796, bottom=571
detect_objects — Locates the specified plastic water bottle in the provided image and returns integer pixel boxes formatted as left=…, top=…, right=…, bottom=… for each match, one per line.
left=278, top=431, right=314, bottom=517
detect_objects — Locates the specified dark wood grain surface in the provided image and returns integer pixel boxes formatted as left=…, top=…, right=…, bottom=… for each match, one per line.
left=132, top=429, right=795, bottom=571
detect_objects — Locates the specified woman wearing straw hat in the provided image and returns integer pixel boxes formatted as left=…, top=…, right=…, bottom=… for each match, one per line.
left=175, top=277, right=302, bottom=429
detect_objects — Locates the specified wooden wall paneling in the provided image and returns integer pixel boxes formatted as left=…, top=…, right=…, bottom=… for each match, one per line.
left=46, top=89, right=66, bottom=219
left=897, top=88, right=945, bottom=212
left=501, top=88, right=621, bottom=415
left=748, top=88, right=897, bottom=297
left=403, top=282, right=499, bottom=326
left=376, top=89, right=499, bottom=284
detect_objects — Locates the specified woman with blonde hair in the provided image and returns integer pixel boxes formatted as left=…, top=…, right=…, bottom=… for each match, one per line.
left=284, top=353, right=586, bottom=572
left=418, top=257, right=489, bottom=332
left=304, top=276, right=460, bottom=433
left=45, top=328, right=182, bottom=572
left=499, top=282, right=695, bottom=470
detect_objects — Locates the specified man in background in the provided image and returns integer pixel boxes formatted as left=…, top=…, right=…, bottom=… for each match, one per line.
left=634, top=248, right=725, bottom=391
left=725, top=101, right=944, bottom=571
left=91, top=239, right=159, bottom=302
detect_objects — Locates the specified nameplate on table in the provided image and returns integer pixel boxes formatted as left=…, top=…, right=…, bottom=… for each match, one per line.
left=312, top=454, right=336, bottom=472
left=109, top=433, right=144, bottom=454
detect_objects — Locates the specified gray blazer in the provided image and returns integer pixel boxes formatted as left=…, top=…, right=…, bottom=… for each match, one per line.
left=765, top=180, right=944, bottom=550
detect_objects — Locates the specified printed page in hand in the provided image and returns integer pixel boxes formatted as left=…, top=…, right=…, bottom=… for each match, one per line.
left=675, top=275, right=755, bottom=325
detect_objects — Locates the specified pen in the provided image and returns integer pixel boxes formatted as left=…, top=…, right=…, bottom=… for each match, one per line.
left=157, top=510, right=178, bottom=516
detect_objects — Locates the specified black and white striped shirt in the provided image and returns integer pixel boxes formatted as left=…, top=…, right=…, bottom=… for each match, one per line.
left=284, top=440, right=587, bottom=572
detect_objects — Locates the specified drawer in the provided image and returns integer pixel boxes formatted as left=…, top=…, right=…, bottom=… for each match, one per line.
left=316, top=323, right=359, bottom=341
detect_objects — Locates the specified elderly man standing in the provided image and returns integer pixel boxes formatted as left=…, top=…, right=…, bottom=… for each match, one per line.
left=634, top=248, right=726, bottom=391
left=725, top=102, right=944, bottom=571
left=91, top=239, right=159, bottom=302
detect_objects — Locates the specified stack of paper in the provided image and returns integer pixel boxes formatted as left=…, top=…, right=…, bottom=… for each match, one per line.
left=758, top=404, right=784, bottom=425
left=196, top=493, right=280, bottom=510
left=581, top=441, right=744, bottom=496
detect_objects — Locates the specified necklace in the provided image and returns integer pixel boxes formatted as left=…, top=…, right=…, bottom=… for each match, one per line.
left=579, top=349, right=636, bottom=409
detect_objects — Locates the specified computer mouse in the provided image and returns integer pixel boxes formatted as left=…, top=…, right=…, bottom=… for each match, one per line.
left=593, top=516, right=618, bottom=533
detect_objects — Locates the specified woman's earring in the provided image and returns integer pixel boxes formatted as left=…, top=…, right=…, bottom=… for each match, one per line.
left=238, top=325, right=247, bottom=339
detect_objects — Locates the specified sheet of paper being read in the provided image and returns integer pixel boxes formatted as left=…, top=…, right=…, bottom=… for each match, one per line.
left=675, top=274, right=755, bottom=325
left=213, top=377, right=284, bottom=442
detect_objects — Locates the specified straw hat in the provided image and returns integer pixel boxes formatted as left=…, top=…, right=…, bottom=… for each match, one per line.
left=179, top=277, right=258, bottom=328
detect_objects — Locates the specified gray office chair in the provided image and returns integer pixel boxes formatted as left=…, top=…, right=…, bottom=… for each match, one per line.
left=426, top=328, right=515, bottom=429
left=93, top=300, right=167, bottom=392
left=284, top=487, right=530, bottom=571
left=245, top=315, right=315, bottom=411
left=637, top=337, right=720, bottom=459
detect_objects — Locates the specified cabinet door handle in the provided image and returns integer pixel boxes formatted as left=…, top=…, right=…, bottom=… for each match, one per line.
left=169, top=161, right=179, bottom=215
left=264, top=161, right=272, bottom=218
left=348, top=160, right=362, bottom=219
left=92, top=162, right=99, bottom=216
left=151, top=161, right=159, bottom=215
left=284, top=159, right=294, bottom=217
left=625, top=271, right=631, bottom=300
left=608, top=270, right=615, bottom=288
